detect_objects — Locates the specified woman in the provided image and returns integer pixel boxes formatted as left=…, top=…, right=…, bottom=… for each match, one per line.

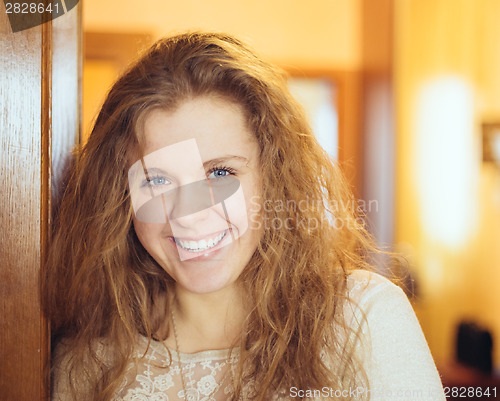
left=43, top=32, right=446, bottom=400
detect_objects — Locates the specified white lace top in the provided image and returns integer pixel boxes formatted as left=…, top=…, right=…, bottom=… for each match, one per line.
left=52, top=270, right=447, bottom=401
left=116, top=343, right=244, bottom=401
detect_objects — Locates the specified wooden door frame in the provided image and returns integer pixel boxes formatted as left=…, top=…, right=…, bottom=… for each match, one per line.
left=0, top=4, right=81, bottom=400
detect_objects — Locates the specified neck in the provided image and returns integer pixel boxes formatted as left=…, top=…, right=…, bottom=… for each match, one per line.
left=169, top=283, right=247, bottom=353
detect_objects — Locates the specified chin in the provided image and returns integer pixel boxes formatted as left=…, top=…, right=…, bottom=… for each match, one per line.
left=174, top=270, right=236, bottom=295
left=163, top=246, right=240, bottom=295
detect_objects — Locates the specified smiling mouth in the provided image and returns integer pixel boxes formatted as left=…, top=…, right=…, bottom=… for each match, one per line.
left=173, top=230, right=227, bottom=252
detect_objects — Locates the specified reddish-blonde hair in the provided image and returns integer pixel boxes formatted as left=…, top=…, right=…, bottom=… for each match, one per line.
left=43, top=32, right=375, bottom=400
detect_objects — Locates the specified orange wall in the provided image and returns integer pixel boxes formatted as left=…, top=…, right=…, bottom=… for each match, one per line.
left=82, top=60, right=117, bottom=137
left=394, top=0, right=500, bottom=366
left=83, top=0, right=362, bottom=70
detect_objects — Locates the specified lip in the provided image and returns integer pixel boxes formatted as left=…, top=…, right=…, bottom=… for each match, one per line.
left=169, top=228, right=233, bottom=261
left=172, top=229, right=228, bottom=243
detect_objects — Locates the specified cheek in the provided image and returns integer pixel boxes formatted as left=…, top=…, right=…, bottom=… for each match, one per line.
left=133, top=219, right=163, bottom=252
left=244, top=179, right=263, bottom=224
left=228, top=178, right=262, bottom=235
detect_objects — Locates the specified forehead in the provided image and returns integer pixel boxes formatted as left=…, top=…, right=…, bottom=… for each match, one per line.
left=139, top=96, right=255, bottom=160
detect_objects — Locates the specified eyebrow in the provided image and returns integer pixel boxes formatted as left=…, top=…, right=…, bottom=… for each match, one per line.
left=140, top=155, right=249, bottom=176
left=203, top=155, right=249, bottom=168
left=142, top=167, right=168, bottom=176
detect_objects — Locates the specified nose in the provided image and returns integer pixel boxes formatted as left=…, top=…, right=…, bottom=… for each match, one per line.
left=168, top=179, right=214, bottom=227
left=133, top=178, right=214, bottom=225
left=168, top=179, right=215, bottom=218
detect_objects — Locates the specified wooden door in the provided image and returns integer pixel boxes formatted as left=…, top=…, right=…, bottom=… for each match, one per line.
left=0, top=3, right=81, bottom=400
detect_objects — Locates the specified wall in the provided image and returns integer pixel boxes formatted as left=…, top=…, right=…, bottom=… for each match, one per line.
left=83, top=0, right=362, bottom=69
left=394, top=0, right=500, bottom=367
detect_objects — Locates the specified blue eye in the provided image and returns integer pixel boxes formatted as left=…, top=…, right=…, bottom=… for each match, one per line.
left=142, top=176, right=170, bottom=187
left=209, top=169, right=228, bottom=179
left=208, top=167, right=235, bottom=179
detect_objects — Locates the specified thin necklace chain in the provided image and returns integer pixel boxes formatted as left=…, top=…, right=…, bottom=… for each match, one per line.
left=170, top=309, right=188, bottom=397
left=170, top=309, right=234, bottom=400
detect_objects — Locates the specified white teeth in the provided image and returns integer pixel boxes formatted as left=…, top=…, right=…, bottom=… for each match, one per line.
left=175, top=231, right=226, bottom=252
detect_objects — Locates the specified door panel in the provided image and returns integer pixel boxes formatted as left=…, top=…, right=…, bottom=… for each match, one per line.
left=0, top=3, right=80, bottom=400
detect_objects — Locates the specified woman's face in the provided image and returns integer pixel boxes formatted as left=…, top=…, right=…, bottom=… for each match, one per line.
left=130, top=96, right=262, bottom=295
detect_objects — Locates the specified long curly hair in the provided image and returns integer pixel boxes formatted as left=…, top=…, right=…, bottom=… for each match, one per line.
left=42, top=32, right=376, bottom=400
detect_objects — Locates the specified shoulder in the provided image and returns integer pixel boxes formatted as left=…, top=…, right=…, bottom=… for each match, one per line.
left=346, top=269, right=405, bottom=308
left=51, top=338, right=115, bottom=401
left=345, top=270, right=446, bottom=401
left=345, top=269, right=420, bottom=347
left=51, top=340, right=78, bottom=401
left=344, top=269, right=409, bottom=333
